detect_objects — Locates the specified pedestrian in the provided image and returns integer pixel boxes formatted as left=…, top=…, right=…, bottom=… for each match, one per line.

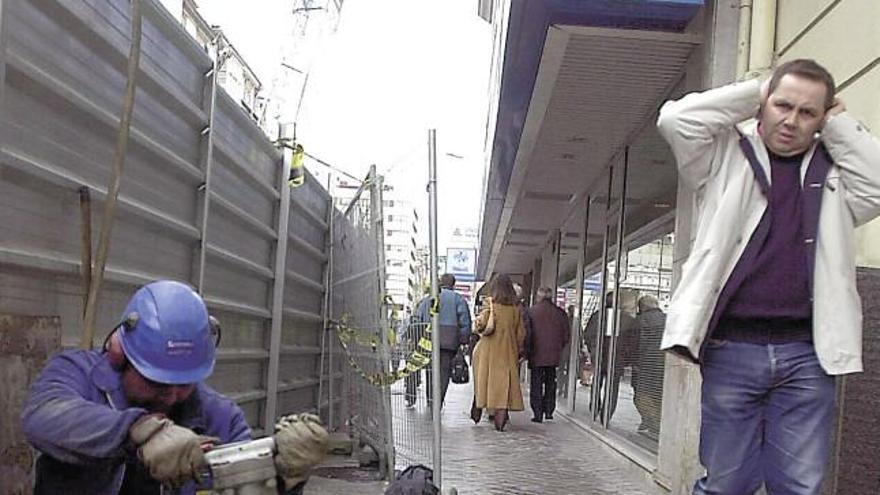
left=471, top=273, right=526, bottom=431
left=513, top=283, right=532, bottom=382
left=416, top=273, right=472, bottom=407
left=526, top=286, right=571, bottom=423
left=21, top=280, right=327, bottom=495
left=583, top=291, right=637, bottom=420
left=632, top=295, right=666, bottom=440
left=395, top=311, right=423, bottom=409
left=658, top=58, right=880, bottom=494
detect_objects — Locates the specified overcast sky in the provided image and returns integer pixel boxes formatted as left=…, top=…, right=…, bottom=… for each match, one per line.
left=198, top=0, right=492, bottom=251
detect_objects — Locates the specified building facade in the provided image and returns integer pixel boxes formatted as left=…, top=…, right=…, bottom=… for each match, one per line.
left=332, top=178, right=424, bottom=317
left=159, top=0, right=264, bottom=122
left=383, top=196, right=419, bottom=314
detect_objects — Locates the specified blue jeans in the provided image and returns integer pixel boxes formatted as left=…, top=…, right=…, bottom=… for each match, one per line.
left=694, top=340, right=835, bottom=495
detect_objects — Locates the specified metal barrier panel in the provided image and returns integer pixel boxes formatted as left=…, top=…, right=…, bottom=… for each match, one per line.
left=0, top=0, right=342, bottom=439
left=330, top=168, right=394, bottom=474
left=390, top=319, right=434, bottom=470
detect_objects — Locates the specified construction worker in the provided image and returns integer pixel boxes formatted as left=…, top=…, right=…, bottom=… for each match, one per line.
left=21, top=280, right=326, bottom=494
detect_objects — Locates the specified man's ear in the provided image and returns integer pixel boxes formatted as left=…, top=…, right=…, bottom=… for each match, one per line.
left=106, top=330, right=126, bottom=370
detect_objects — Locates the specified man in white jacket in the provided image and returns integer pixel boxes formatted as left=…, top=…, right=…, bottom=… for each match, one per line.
left=657, top=59, right=880, bottom=494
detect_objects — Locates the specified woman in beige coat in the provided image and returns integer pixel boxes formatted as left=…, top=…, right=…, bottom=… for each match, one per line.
left=472, top=273, right=525, bottom=431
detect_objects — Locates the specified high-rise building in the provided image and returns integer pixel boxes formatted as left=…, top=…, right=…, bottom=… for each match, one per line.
left=332, top=178, right=425, bottom=317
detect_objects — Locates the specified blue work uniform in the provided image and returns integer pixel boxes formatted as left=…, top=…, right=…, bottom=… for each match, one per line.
left=21, top=350, right=250, bottom=495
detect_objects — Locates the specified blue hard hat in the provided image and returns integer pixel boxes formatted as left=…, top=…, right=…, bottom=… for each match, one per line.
left=118, top=280, right=215, bottom=385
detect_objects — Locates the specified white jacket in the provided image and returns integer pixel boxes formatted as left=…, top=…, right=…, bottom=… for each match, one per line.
left=657, top=78, right=880, bottom=375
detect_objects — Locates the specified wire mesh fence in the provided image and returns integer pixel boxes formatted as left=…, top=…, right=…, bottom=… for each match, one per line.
left=330, top=167, right=395, bottom=475
left=327, top=164, right=438, bottom=479
left=390, top=319, right=435, bottom=470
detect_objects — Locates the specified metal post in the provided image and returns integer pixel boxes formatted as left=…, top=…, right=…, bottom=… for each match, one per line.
left=657, top=236, right=665, bottom=298
left=371, top=166, right=396, bottom=479
left=264, top=124, right=293, bottom=431
left=553, top=229, right=562, bottom=290
left=0, top=0, right=8, bottom=106
left=327, top=167, right=336, bottom=430
left=79, top=187, right=93, bottom=319
left=591, top=169, right=614, bottom=423
left=319, top=171, right=336, bottom=428
left=196, top=35, right=221, bottom=294
left=427, top=129, right=442, bottom=486
left=603, top=148, right=629, bottom=428
left=567, top=197, right=589, bottom=412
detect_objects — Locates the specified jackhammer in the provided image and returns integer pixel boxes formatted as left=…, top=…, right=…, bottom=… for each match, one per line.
left=193, top=413, right=328, bottom=495
left=195, top=437, right=280, bottom=495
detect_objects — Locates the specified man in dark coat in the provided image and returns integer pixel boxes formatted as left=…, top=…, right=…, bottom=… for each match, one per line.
left=633, top=295, right=666, bottom=440
left=526, top=286, right=570, bottom=422
left=584, top=291, right=637, bottom=421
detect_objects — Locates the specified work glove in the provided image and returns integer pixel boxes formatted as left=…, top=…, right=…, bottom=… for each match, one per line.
left=129, top=414, right=208, bottom=487
left=273, top=413, right=329, bottom=491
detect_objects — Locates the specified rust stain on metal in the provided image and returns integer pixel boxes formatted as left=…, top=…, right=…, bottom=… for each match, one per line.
left=0, top=315, right=62, bottom=494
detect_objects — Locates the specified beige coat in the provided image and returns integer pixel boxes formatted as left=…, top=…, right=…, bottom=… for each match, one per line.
left=472, top=300, right=525, bottom=410
left=657, top=78, right=880, bottom=374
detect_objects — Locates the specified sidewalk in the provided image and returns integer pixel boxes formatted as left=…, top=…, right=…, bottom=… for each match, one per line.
left=307, top=378, right=668, bottom=495
left=401, top=379, right=668, bottom=495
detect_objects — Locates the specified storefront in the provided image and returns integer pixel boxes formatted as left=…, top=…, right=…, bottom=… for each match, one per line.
left=475, top=0, right=705, bottom=485
left=478, top=0, right=880, bottom=493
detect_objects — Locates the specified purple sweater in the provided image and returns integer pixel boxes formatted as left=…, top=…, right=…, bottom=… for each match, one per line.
left=714, top=150, right=813, bottom=342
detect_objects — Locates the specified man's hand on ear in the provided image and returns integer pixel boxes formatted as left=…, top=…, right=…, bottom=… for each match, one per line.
left=825, top=97, right=847, bottom=124
left=760, top=77, right=771, bottom=106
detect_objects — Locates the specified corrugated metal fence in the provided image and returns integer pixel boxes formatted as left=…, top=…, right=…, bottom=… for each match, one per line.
left=0, top=0, right=352, bottom=441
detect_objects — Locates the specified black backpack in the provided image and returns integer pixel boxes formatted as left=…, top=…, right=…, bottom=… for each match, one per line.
left=385, top=465, right=439, bottom=495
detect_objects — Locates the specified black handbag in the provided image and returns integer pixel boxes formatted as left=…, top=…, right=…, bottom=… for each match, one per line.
left=450, top=347, right=469, bottom=384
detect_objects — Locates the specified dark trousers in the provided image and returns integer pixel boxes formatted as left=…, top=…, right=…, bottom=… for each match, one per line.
left=592, top=363, right=622, bottom=421
left=529, top=365, right=558, bottom=419
left=693, top=340, right=834, bottom=495
left=425, top=349, right=457, bottom=406
left=405, top=369, right=421, bottom=404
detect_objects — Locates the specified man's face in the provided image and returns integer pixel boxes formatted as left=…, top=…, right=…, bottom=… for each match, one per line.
left=759, top=74, right=828, bottom=156
left=122, top=365, right=195, bottom=414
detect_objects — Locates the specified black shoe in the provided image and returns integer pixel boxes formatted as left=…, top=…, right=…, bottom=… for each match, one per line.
left=545, top=414, right=553, bottom=420
left=530, top=417, right=543, bottom=423
left=494, top=410, right=509, bottom=431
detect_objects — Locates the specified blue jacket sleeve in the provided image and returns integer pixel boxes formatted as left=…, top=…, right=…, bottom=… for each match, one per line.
left=415, top=297, right=430, bottom=323
left=21, top=352, right=147, bottom=465
left=456, top=294, right=472, bottom=340
left=226, top=402, right=252, bottom=443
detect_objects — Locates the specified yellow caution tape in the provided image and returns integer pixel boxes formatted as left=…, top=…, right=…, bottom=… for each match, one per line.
left=334, top=294, right=439, bottom=388
left=289, top=144, right=305, bottom=188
